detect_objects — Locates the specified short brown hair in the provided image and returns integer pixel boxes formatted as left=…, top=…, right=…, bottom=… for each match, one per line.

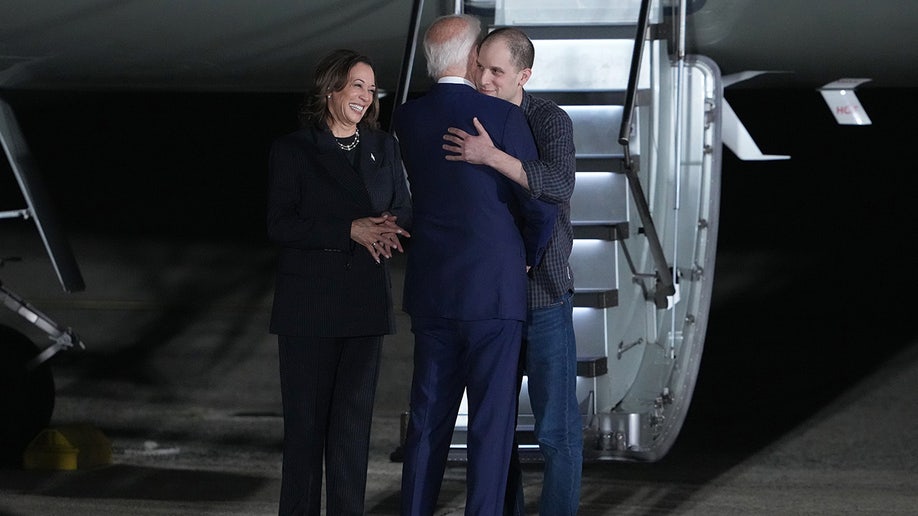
left=480, top=27, right=534, bottom=72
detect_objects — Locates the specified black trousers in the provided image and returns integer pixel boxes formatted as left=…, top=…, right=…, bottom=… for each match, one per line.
left=277, top=334, right=382, bottom=516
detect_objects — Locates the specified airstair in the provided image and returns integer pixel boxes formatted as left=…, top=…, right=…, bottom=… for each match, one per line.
left=399, top=0, right=722, bottom=462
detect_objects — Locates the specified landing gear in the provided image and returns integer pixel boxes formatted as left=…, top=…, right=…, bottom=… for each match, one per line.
left=0, top=324, right=55, bottom=468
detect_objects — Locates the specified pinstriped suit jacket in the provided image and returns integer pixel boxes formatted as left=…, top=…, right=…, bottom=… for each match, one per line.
left=267, top=122, right=412, bottom=337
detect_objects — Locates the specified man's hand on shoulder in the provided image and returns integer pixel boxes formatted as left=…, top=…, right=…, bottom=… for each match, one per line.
left=442, top=117, right=496, bottom=165
left=442, top=117, right=531, bottom=189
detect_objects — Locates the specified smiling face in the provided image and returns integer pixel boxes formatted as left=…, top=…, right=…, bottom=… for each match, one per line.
left=475, top=37, right=530, bottom=106
left=326, top=61, right=376, bottom=136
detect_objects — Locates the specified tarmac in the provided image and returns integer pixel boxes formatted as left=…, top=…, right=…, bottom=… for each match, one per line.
left=1, top=224, right=917, bottom=515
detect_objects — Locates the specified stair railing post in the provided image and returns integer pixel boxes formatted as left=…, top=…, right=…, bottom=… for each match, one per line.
left=618, top=0, right=676, bottom=308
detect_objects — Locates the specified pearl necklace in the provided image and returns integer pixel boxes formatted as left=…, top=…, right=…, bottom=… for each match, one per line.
left=335, top=127, right=360, bottom=151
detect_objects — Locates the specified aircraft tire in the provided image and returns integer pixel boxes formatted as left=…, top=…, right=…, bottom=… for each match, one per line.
left=0, top=324, right=55, bottom=468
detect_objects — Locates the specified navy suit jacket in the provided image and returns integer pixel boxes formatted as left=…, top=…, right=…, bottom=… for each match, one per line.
left=392, top=82, right=556, bottom=322
left=267, top=123, right=412, bottom=337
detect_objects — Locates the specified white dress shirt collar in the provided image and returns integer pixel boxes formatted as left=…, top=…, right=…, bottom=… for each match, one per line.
left=438, top=76, right=476, bottom=88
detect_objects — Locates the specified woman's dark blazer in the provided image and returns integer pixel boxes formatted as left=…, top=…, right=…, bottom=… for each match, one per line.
left=267, top=122, right=412, bottom=338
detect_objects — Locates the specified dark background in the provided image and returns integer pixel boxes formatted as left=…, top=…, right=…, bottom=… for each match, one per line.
left=1, top=87, right=916, bottom=461
left=2, top=87, right=914, bottom=244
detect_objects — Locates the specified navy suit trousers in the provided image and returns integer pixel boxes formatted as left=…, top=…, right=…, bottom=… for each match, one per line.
left=400, top=317, right=522, bottom=516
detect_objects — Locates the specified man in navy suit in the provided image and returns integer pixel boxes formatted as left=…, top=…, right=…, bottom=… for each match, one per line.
left=391, top=13, right=557, bottom=516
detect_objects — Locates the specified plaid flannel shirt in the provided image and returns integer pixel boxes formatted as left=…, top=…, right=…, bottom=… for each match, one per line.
left=520, top=92, right=577, bottom=308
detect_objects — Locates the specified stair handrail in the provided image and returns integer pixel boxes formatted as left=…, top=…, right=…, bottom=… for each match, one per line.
left=618, top=0, right=676, bottom=308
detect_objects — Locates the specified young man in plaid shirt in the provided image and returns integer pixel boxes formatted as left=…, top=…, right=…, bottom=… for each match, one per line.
left=443, top=26, right=580, bottom=516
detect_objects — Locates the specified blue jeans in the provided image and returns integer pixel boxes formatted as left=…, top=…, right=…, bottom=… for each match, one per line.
left=507, top=291, right=582, bottom=515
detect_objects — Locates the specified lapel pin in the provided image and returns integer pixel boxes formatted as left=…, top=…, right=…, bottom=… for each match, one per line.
left=370, top=152, right=376, bottom=162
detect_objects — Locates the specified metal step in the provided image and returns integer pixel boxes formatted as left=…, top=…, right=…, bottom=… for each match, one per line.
left=495, top=0, right=657, bottom=26
left=525, top=39, right=649, bottom=92
left=507, top=25, right=640, bottom=40
left=577, top=355, right=608, bottom=378
left=535, top=89, right=651, bottom=107
left=572, top=289, right=618, bottom=309
left=564, top=105, right=637, bottom=158
left=570, top=239, right=618, bottom=302
left=571, top=171, right=629, bottom=225
left=572, top=222, right=628, bottom=241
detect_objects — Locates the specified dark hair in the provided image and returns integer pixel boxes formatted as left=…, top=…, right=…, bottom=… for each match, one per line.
left=298, top=49, right=380, bottom=129
left=479, top=27, right=535, bottom=71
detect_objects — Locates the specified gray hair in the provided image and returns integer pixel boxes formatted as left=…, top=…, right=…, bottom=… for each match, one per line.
left=423, top=14, right=481, bottom=79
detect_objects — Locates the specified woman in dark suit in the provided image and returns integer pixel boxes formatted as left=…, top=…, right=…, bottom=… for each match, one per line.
left=267, top=49, right=412, bottom=516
